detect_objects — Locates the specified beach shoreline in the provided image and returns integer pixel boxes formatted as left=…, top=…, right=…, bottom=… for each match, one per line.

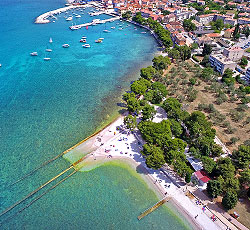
left=63, top=111, right=224, bottom=230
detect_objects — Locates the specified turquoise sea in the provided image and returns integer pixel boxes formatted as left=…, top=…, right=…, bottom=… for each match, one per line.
left=0, top=0, right=192, bottom=229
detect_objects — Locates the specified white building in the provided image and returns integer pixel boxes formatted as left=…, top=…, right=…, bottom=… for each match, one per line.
left=209, top=54, right=237, bottom=74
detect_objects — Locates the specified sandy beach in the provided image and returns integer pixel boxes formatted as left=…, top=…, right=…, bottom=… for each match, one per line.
left=63, top=106, right=240, bottom=230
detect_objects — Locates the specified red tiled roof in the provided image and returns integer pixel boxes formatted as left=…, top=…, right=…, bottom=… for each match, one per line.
left=194, top=170, right=211, bottom=183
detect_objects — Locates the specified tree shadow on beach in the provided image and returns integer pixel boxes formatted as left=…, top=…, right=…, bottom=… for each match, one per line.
left=117, top=102, right=127, bottom=108
left=136, top=164, right=149, bottom=175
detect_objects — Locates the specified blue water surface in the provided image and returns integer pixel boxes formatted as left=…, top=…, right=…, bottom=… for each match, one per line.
left=0, top=0, right=192, bottom=229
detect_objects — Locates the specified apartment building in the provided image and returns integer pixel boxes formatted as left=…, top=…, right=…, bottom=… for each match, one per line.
left=209, top=54, right=237, bottom=74
left=223, top=47, right=244, bottom=62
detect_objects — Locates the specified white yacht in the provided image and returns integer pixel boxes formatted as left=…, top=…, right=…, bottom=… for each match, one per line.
left=62, top=44, right=70, bottom=48
left=44, top=57, right=51, bottom=61
left=66, top=17, right=73, bottom=21
left=46, top=49, right=52, bottom=52
left=103, top=30, right=111, bottom=33
left=30, top=52, right=38, bottom=56
left=82, top=44, right=90, bottom=48
left=75, top=15, right=81, bottom=18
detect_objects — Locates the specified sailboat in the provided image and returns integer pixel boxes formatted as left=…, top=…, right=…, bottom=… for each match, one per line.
left=49, top=37, right=53, bottom=43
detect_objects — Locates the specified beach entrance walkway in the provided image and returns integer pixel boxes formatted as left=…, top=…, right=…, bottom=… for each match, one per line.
left=138, top=196, right=171, bottom=220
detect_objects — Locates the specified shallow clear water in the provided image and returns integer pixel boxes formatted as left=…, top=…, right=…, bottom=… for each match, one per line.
left=0, top=0, right=191, bottom=229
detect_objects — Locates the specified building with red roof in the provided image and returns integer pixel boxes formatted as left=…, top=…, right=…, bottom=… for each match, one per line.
left=193, top=170, right=211, bottom=190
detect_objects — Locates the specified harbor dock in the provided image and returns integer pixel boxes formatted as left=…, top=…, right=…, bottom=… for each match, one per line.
left=35, top=3, right=94, bottom=24
left=69, top=16, right=120, bottom=30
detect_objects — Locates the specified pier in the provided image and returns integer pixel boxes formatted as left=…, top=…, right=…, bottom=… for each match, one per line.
left=35, top=4, right=91, bottom=24
left=138, top=196, right=171, bottom=220
left=70, top=16, right=120, bottom=30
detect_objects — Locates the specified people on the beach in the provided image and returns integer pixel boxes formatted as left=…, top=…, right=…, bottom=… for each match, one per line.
left=194, top=214, right=198, bottom=219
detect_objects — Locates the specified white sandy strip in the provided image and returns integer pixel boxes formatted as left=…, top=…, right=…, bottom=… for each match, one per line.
left=87, top=118, right=224, bottom=230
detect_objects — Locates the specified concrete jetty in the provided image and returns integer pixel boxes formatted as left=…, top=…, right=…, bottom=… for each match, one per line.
left=35, top=4, right=90, bottom=24
left=70, top=16, right=120, bottom=30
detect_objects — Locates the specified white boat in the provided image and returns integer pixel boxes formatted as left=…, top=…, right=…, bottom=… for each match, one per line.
left=0, top=64, right=2, bottom=67
left=111, top=27, right=115, bottom=29
left=44, top=57, right=51, bottom=61
left=99, top=38, right=104, bottom=40
left=66, top=17, right=73, bottom=21
left=82, top=44, right=90, bottom=48
left=62, top=44, right=70, bottom=48
left=30, top=52, right=38, bottom=56
left=103, top=30, right=111, bottom=33
left=80, top=39, right=86, bottom=43
left=82, top=36, right=87, bottom=39
left=49, top=38, right=53, bottom=43
left=118, top=28, right=123, bottom=30
left=75, top=15, right=81, bottom=18
left=46, top=49, right=52, bottom=52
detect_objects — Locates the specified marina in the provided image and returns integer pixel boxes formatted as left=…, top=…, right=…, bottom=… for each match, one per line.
left=34, top=1, right=105, bottom=24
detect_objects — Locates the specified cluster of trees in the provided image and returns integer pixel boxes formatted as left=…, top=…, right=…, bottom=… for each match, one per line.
left=222, top=68, right=235, bottom=85
left=240, top=57, right=248, bottom=68
left=206, top=145, right=250, bottom=210
left=168, top=45, right=192, bottom=61
left=132, top=13, right=173, bottom=48
left=122, top=52, right=250, bottom=212
left=183, top=19, right=196, bottom=32
left=210, top=19, right=224, bottom=32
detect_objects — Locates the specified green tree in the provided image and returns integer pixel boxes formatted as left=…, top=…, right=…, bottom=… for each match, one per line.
left=239, top=169, right=250, bottom=187
left=130, top=78, right=151, bottom=95
left=217, top=158, right=235, bottom=178
left=242, top=26, right=250, bottom=38
left=124, top=114, right=137, bottom=131
left=163, top=97, right=182, bottom=120
left=222, top=68, right=235, bottom=85
left=122, top=11, right=132, bottom=19
left=123, top=92, right=135, bottom=102
left=210, top=19, right=224, bottom=31
left=127, top=97, right=140, bottom=113
left=240, top=57, right=248, bottom=67
left=153, top=55, right=171, bottom=70
left=185, top=172, right=191, bottom=183
left=151, top=82, right=168, bottom=104
left=138, top=120, right=172, bottom=145
left=191, top=42, right=198, bottom=50
left=201, top=55, right=210, bottom=67
left=142, top=104, right=156, bottom=121
left=168, top=48, right=180, bottom=60
left=233, top=24, right=240, bottom=40
left=132, top=12, right=145, bottom=25
left=169, top=119, right=183, bottom=137
left=183, top=19, right=196, bottom=31
left=201, top=156, right=216, bottom=174
left=207, top=180, right=223, bottom=198
left=145, top=147, right=166, bottom=169
left=222, top=191, right=238, bottom=210
left=231, top=145, right=250, bottom=169
left=140, top=66, right=156, bottom=80
left=176, top=45, right=191, bottom=61
left=202, top=44, right=212, bottom=56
